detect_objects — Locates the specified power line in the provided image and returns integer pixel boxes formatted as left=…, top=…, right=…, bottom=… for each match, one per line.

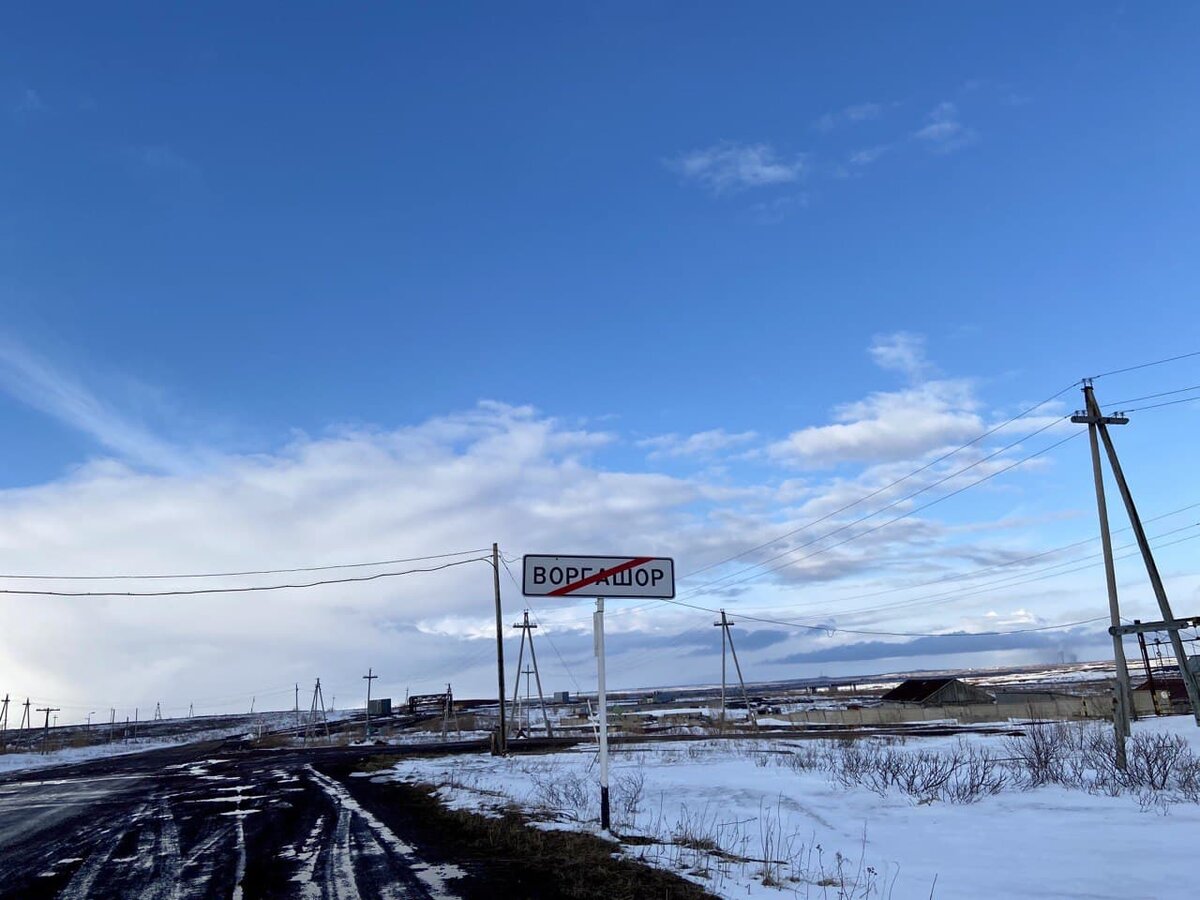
left=655, top=593, right=1108, bottom=638
left=686, top=426, right=1084, bottom=600
left=500, top=555, right=583, bottom=693
left=1105, top=384, right=1200, bottom=408
left=739, top=502, right=1200, bottom=614
left=787, top=527, right=1200, bottom=627
left=680, top=382, right=1080, bottom=582
left=0, top=556, right=490, bottom=597
left=0, top=547, right=491, bottom=581
left=1122, top=395, right=1200, bottom=414
left=1090, top=349, right=1200, bottom=380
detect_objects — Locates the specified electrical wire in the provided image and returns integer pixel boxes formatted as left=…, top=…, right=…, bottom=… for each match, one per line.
left=681, top=415, right=1074, bottom=601
left=687, top=427, right=1084, bottom=600
left=1122, top=395, right=1200, bottom=414
left=1105, top=385, right=1200, bottom=408
left=500, top=554, right=584, bottom=693
left=0, top=547, right=491, bottom=581
left=0, top=555, right=490, bottom=597
left=655, top=593, right=1109, bottom=638
left=680, top=382, right=1081, bottom=582
left=1090, top=349, right=1200, bottom=380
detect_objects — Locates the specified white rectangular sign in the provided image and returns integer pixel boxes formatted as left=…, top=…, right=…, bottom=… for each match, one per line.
left=522, top=554, right=675, bottom=599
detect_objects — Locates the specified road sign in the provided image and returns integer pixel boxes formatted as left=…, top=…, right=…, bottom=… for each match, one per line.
left=521, top=555, right=675, bottom=599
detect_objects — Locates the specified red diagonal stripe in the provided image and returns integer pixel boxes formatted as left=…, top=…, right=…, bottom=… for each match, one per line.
left=547, top=557, right=655, bottom=596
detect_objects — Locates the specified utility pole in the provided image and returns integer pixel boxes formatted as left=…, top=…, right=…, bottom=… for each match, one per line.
left=492, top=543, right=507, bottom=754
left=86, top=711, right=95, bottom=731
left=0, top=694, right=8, bottom=740
left=363, top=667, right=378, bottom=740
left=1093, top=388, right=1200, bottom=724
left=36, top=706, right=59, bottom=752
left=295, top=683, right=300, bottom=730
left=715, top=612, right=728, bottom=730
left=511, top=610, right=554, bottom=738
left=595, top=596, right=611, bottom=832
left=304, top=679, right=330, bottom=745
left=21, top=698, right=31, bottom=731
left=1073, top=383, right=1133, bottom=767
left=715, top=610, right=757, bottom=731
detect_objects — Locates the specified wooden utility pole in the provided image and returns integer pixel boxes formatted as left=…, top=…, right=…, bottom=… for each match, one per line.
left=21, top=698, right=31, bottom=731
left=37, top=706, right=59, bottom=752
left=363, top=667, right=378, bottom=740
left=492, top=543, right=507, bottom=754
left=1073, top=383, right=1133, bottom=767
left=0, top=694, right=8, bottom=740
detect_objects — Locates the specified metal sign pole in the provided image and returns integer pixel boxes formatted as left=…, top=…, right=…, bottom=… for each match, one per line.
left=594, top=596, right=610, bottom=831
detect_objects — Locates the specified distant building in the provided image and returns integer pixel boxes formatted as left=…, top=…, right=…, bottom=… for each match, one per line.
left=881, top=678, right=993, bottom=706
left=367, top=698, right=392, bottom=716
left=554, top=691, right=571, bottom=703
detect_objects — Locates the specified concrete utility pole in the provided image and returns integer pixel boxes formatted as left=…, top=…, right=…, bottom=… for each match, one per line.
left=715, top=610, right=757, bottom=731
left=0, top=694, right=8, bottom=739
left=21, top=698, right=31, bottom=731
left=1074, top=382, right=1200, bottom=757
left=1073, top=383, right=1134, bottom=767
left=492, top=543, right=507, bottom=754
left=715, top=613, right=728, bottom=730
left=363, top=667, right=378, bottom=740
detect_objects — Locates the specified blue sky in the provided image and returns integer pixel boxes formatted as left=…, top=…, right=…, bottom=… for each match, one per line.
left=2, top=4, right=1199, bottom=716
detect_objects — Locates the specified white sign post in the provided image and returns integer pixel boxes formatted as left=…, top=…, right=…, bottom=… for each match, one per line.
left=523, top=554, right=675, bottom=831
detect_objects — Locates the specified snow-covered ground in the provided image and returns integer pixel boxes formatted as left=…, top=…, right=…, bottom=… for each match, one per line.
left=382, top=716, right=1200, bottom=899
left=0, top=720, right=284, bottom=776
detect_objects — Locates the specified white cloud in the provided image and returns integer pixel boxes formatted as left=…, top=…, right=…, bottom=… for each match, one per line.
left=913, top=101, right=977, bottom=152
left=639, top=429, right=758, bottom=459
left=0, top=340, right=194, bottom=473
left=813, top=102, right=884, bottom=132
left=669, top=142, right=804, bottom=195
left=868, top=331, right=932, bottom=381
left=848, top=145, right=889, bottom=166
left=768, top=381, right=984, bottom=466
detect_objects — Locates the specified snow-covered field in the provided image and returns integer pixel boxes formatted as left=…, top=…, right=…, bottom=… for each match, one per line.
left=383, top=716, right=1200, bottom=899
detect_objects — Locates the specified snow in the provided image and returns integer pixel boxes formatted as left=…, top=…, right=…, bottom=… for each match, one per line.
left=0, top=723, right=259, bottom=777
left=382, top=716, right=1200, bottom=899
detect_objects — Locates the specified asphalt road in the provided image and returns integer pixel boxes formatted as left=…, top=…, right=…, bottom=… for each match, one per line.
left=0, top=741, right=473, bottom=898
left=0, top=738, right=718, bottom=899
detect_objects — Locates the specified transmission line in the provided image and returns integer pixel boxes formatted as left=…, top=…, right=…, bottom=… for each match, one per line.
left=680, top=382, right=1080, bottom=582
left=0, top=547, right=490, bottom=581
left=0, top=556, right=490, bottom=597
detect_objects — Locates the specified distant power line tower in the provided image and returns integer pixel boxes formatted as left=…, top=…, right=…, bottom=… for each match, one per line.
left=510, top=610, right=552, bottom=738
left=304, top=678, right=330, bottom=745
left=715, top=610, right=757, bottom=732
left=154, top=702, right=163, bottom=721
